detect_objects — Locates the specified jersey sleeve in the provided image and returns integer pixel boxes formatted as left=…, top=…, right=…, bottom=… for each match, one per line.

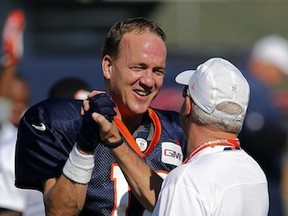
left=15, top=98, right=83, bottom=191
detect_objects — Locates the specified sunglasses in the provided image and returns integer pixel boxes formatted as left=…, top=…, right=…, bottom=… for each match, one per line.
left=182, top=85, right=190, bottom=98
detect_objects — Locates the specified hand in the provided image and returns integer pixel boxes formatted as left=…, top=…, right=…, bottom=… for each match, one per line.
left=77, top=93, right=116, bottom=153
left=91, top=111, right=124, bottom=149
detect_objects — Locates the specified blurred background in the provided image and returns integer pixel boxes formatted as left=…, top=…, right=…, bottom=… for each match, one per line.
left=1, top=1, right=288, bottom=215
left=1, top=0, right=288, bottom=106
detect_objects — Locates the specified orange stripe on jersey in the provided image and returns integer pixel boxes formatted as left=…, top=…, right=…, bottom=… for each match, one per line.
left=114, top=118, right=144, bottom=156
left=145, top=109, right=162, bottom=155
left=114, top=108, right=162, bottom=157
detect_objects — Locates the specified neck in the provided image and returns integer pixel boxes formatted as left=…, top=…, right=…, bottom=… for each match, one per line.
left=186, top=124, right=237, bottom=155
left=115, top=107, right=145, bottom=133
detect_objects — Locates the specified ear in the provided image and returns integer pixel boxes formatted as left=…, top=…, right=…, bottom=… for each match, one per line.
left=184, top=97, right=192, bottom=116
left=102, top=55, right=113, bottom=79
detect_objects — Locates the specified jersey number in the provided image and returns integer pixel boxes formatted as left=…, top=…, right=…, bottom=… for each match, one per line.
left=111, top=164, right=167, bottom=216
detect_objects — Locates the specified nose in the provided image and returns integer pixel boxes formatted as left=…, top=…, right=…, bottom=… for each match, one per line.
left=139, top=69, right=155, bottom=88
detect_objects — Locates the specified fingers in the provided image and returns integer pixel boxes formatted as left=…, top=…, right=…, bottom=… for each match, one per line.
left=87, top=90, right=105, bottom=100
left=88, top=93, right=116, bottom=123
left=92, top=112, right=120, bottom=142
left=92, top=112, right=110, bottom=132
left=77, top=90, right=117, bottom=152
left=82, top=91, right=111, bottom=113
left=82, top=100, right=89, bottom=113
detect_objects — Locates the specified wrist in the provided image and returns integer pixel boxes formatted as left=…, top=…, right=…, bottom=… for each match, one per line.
left=103, top=135, right=125, bottom=149
left=76, top=133, right=99, bottom=153
left=76, top=145, right=94, bottom=155
left=63, top=145, right=95, bottom=184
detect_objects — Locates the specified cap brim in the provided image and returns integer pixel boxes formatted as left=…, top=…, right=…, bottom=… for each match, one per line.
left=175, top=70, right=196, bottom=85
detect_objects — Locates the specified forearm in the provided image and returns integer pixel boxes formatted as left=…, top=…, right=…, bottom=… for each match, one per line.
left=110, top=142, right=163, bottom=211
left=44, top=145, right=94, bottom=216
left=44, top=175, right=87, bottom=216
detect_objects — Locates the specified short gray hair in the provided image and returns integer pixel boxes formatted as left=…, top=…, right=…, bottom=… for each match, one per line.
left=191, top=100, right=244, bottom=134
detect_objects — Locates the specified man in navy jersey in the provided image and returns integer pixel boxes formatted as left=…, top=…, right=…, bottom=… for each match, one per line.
left=15, top=17, right=185, bottom=215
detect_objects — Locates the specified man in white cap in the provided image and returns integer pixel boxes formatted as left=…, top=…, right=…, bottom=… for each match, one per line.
left=151, top=57, right=269, bottom=215
left=93, top=57, right=269, bottom=215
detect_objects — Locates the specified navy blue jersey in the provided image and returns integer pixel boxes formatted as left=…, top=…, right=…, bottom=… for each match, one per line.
left=15, top=98, right=186, bottom=215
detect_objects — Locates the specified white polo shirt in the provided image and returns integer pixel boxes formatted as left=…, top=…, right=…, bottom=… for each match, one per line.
left=152, top=146, right=269, bottom=216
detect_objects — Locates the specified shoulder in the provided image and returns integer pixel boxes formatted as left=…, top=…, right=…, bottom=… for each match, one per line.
left=151, top=108, right=182, bottom=131
left=26, top=98, right=83, bottom=120
left=150, top=108, right=181, bottom=128
left=20, top=98, right=84, bottom=140
left=15, top=98, right=83, bottom=190
left=22, top=98, right=83, bottom=132
left=164, top=163, right=191, bottom=183
left=150, top=108, right=186, bottom=151
left=18, top=98, right=84, bottom=147
left=19, top=98, right=83, bottom=140
left=152, top=108, right=180, bottom=119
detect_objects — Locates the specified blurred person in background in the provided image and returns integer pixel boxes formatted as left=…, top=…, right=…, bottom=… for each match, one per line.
left=48, top=76, right=91, bottom=100
left=0, top=9, right=45, bottom=216
left=238, top=34, right=288, bottom=216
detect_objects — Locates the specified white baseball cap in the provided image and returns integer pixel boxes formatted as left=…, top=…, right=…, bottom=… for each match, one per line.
left=175, top=57, right=250, bottom=121
left=251, top=34, right=288, bottom=75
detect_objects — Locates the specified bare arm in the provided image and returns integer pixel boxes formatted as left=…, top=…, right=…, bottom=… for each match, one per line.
left=42, top=91, right=108, bottom=215
left=111, top=141, right=163, bottom=211
left=43, top=175, right=88, bottom=216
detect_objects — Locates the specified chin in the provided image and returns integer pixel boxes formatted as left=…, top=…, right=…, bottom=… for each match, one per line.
left=130, top=104, right=150, bottom=115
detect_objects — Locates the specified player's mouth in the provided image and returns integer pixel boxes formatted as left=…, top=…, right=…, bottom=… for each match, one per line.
left=134, top=90, right=151, bottom=96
